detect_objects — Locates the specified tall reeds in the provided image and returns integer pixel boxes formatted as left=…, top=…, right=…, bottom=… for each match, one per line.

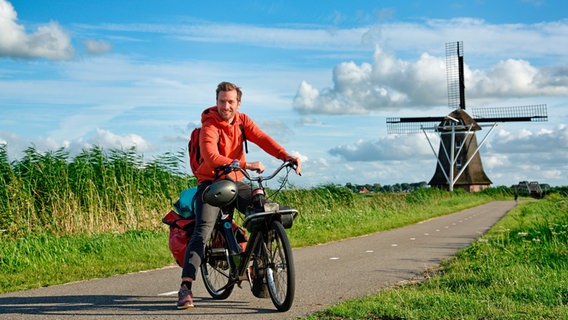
left=1, top=143, right=515, bottom=242
left=0, top=144, right=194, bottom=238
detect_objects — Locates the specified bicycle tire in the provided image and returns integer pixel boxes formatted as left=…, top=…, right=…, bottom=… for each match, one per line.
left=264, top=220, right=295, bottom=311
left=201, top=228, right=235, bottom=299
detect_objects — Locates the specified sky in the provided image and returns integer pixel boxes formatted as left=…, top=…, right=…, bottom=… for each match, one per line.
left=1, top=0, right=567, bottom=188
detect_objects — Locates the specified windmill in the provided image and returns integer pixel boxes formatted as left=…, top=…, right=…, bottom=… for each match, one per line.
left=386, top=41, right=548, bottom=192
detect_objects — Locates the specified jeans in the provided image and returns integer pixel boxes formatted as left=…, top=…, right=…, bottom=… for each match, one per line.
left=181, top=180, right=252, bottom=280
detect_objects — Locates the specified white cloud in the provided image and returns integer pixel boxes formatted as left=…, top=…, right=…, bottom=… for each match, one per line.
left=79, top=17, right=568, bottom=60
left=328, top=134, right=432, bottom=161
left=471, top=59, right=568, bottom=98
left=0, top=0, right=74, bottom=60
left=488, top=124, right=568, bottom=155
left=90, top=128, right=151, bottom=152
left=89, top=22, right=372, bottom=52
left=83, top=39, right=112, bottom=55
left=293, top=46, right=448, bottom=114
left=294, top=44, right=568, bottom=115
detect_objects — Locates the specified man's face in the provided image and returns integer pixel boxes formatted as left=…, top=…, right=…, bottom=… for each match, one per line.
left=216, top=89, right=240, bottom=123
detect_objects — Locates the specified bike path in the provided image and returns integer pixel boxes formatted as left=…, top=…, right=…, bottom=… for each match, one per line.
left=0, top=201, right=517, bottom=320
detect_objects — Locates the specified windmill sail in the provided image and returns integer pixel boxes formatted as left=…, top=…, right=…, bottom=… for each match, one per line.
left=446, top=41, right=466, bottom=110
left=471, top=105, right=548, bottom=123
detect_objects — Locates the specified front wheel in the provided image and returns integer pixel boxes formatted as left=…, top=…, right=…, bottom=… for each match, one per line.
left=264, top=220, right=295, bottom=312
left=201, top=228, right=235, bottom=299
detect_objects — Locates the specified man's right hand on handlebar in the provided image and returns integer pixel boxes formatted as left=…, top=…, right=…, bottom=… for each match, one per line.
left=285, top=155, right=302, bottom=176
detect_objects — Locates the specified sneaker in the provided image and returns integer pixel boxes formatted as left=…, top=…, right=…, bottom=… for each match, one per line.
left=177, top=284, right=194, bottom=309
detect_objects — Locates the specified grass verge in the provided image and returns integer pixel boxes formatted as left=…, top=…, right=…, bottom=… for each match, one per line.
left=0, top=230, right=172, bottom=293
left=302, top=195, right=567, bottom=319
left=1, top=189, right=499, bottom=294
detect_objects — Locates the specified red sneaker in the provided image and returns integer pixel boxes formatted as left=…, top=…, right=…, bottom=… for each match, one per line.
left=177, top=284, right=194, bottom=309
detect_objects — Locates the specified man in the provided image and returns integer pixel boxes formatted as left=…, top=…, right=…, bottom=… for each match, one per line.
left=178, top=81, right=301, bottom=309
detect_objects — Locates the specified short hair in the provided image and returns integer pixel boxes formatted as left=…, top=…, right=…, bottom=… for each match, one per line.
left=216, top=81, right=242, bottom=102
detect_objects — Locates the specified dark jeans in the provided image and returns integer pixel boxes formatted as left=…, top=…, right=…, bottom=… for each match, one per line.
left=181, top=181, right=252, bottom=280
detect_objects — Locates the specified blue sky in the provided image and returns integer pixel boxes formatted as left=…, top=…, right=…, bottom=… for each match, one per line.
left=1, top=0, right=567, bottom=188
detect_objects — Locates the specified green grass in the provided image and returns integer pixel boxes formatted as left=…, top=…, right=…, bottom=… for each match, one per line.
left=281, top=186, right=499, bottom=247
left=0, top=184, right=503, bottom=294
left=302, top=194, right=568, bottom=320
left=0, top=230, right=172, bottom=293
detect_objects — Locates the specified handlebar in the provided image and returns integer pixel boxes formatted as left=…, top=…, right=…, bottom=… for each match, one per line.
left=215, top=160, right=297, bottom=184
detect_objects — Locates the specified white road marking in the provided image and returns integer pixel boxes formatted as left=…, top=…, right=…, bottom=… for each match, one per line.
left=158, top=291, right=178, bottom=296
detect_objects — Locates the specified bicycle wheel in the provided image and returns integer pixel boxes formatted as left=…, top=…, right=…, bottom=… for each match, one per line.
left=264, top=220, right=295, bottom=311
left=201, top=228, right=235, bottom=299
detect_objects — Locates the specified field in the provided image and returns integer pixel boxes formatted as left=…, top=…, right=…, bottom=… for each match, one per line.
left=1, top=145, right=566, bottom=318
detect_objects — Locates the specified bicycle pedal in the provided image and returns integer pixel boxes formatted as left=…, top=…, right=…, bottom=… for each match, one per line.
left=246, top=266, right=254, bottom=287
left=210, top=248, right=227, bottom=255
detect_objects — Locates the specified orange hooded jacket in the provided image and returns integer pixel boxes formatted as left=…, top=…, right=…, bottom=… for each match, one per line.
left=194, top=106, right=289, bottom=183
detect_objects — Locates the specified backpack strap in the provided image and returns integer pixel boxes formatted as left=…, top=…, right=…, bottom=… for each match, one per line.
left=239, top=123, right=248, bottom=154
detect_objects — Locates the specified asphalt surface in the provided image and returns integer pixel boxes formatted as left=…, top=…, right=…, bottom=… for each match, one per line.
left=0, top=200, right=517, bottom=320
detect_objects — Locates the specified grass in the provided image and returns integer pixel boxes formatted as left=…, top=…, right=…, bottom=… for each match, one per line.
left=283, top=186, right=497, bottom=247
left=301, top=194, right=568, bottom=320
left=0, top=230, right=172, bottom=293
left=0, top=187, right=500, bottom=294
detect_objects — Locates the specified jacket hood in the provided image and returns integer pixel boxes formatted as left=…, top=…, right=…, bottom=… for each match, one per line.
left=201, top=106, right=241, bottom=128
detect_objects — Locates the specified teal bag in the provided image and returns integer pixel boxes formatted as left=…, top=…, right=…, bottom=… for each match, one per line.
left=173, top=187, right=197, bottom=218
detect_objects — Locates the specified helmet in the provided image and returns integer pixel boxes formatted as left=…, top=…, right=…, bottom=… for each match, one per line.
left=202, top=179, right=237, bottom=207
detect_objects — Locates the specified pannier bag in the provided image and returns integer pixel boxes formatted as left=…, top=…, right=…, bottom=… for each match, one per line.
left=162, top=210, right=195, bottom=267
left=162, top=210, right=248, bottom=267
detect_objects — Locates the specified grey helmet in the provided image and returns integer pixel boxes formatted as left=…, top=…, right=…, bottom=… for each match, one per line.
left=202, top=179, right=237, bottom=207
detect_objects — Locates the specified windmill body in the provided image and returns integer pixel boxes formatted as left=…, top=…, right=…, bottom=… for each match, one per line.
left=386, top=42, right=547, bottom=191
left=428, top=109, right=492, bottom=192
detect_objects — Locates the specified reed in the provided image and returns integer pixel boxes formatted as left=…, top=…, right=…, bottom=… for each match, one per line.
left=0, top=144, right=194, bottom=238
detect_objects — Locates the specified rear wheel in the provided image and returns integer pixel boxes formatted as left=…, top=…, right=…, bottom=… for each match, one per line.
left=264, top=220, right=295, bottom=311
left=201, top=228, right=235, bottom=299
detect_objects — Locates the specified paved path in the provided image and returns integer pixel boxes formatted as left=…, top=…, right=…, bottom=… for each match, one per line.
left=0, top=201, right=517, bottom=320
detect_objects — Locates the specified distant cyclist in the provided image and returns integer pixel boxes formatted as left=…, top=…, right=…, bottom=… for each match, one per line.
left=177, top=81, right=301, bottom=309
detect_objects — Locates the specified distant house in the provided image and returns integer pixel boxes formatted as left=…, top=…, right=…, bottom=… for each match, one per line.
left=513, top=181, right=544, bottom=199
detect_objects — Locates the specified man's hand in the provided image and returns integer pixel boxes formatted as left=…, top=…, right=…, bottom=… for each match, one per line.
left=246, top=161, right=265, bottom=174
left=285, top=155, right=302, bottom=175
